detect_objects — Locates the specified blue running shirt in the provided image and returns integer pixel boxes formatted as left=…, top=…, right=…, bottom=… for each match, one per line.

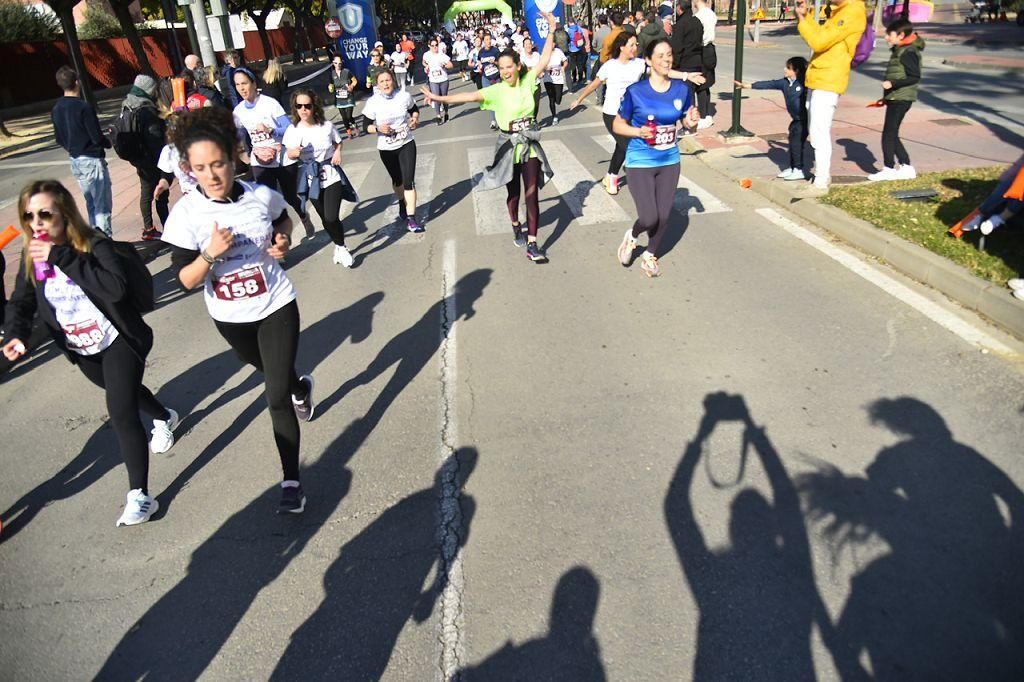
left=618, top=79, right=692, bottom=169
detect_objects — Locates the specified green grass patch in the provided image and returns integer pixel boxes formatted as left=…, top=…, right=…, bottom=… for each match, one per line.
left=824, top=166, right=1022, bottom=284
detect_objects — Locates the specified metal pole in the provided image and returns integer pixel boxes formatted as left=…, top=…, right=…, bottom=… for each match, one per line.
left=160, top=0, right=185, bottom=73
left=723, top=0, right=753, bottom=138
left=190, top=0, right=218, bottom=67
left=183, top=2, right=200, bottom=57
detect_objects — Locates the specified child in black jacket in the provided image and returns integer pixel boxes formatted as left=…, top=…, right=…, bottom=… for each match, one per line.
left=735, top=56, right=809, bottom=181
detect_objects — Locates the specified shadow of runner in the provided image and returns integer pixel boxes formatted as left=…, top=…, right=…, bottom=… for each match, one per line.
left=458, top=567, right=607, bottom=681
left=665, top=392, right=833, bottom=681
left=797, top=397, right=1024, bottom=680
left=272, top=448, right=479, bottom=679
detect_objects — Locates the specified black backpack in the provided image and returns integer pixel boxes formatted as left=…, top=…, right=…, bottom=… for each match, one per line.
left=109, top=240, right=155, bottom=313
left=111, top=106, right=144, bottom=162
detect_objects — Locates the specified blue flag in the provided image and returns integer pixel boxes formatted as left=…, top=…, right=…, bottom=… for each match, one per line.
left=524, top=0, right=564, bottom=52
left=336, top=0, right=378, bottom=87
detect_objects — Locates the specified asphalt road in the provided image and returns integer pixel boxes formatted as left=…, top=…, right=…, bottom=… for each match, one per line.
left=2, top=76, right=1024, bottom=679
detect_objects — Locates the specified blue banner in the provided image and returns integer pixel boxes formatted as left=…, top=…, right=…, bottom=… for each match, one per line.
left=336, top=0, right=377, bottom=87
left=524, top=0, right=564, bottom=52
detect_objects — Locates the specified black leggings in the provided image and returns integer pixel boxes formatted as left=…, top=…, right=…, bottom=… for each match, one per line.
left=252, top=165, right=306, bottom=217
left=507, top=157, right=542, bottom=237
left=213, top=300, right=304, bottom=482
left=428, top=80, right=450, bottom=116
left=76, top=337, right=168, bottom=493
left=602, top=113, right=630, bottom=175
left=337, top=105, right=355, bottom=129
left=788, top=117, right=809, bottom=170
left=626, top=163, right=680, bottom=257
left=137, top=163, right=169, bottom=231
left=882, top=101, right=912, bottom=167
left=544, top=82, right=564, bottom=119
left=380, top=140, right=417, bottom=190
left=310, top=181, right=347, bottom=247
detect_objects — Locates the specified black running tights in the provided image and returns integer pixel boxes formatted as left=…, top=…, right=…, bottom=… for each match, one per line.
left=626, top=163, right=680, bottom=257
left=214, top=300, right=304, bottom=481
left=544, top=82, right=564, bottom=119
left=310, top=181, right=347, bottom=247
left=252, top=165, right=306, bottom=218
left=602, top=113, right=630, bottom=175
left=882, top=101, right=912, bottom=168
left=77, top=337, right=168, bottom=493
left=507, top=157, right=542, bottom=237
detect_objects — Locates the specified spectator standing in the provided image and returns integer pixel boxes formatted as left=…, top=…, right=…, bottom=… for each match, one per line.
left=671, top=1, right=705, bottom=90
left=259, top=59, right=289, bottom=105
left=600, top=11, right=626, bottom=64
left=795, top=0, right=866, bottom=194
left=867, top=19, right=924, bottom=182
left=622, top=13, right=638, bottom=35
left=219, top=50, right=243, bottom=108
left=51, top=66, right=113, bottom=237
left=638, top=9, right=668, bottom=56
left=193, top=67, right=227, bottom=108
left=565, top=15, right=588, bottom=89
left=694, top=0, right=718, bottom=128
left=120, top=75, right=168, bottom=241
left=734, top=56, right=810, bottom=180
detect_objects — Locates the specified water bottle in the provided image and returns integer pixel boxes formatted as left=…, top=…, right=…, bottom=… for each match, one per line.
left=33, top=233, right=54, bottom=282
left=644, top=115, right=658, bottom=147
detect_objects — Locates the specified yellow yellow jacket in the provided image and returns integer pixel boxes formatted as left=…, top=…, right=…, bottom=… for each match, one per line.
left=798, top=0, right=867, bottom=94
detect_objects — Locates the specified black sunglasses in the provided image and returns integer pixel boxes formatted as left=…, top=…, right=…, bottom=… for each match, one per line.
left=22, top=209, right=57, bottom=223
left=295, top=102, right=314, bottom=110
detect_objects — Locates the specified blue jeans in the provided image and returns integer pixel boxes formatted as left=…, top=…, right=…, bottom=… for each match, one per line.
left=70, top=156, right=112, bottom=236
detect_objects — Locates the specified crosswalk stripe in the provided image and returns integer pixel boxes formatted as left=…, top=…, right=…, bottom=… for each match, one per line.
left=382, top=151, right=436, bottom=226
left=591, top=135, right=731, bottom=216
left=542, top=139, right=631, bottom=226
left=339, top=161, right=374, bottom=220
left=468, top=147, right=514, bottom=236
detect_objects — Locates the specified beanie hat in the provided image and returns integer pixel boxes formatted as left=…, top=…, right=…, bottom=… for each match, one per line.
left=133, top=74, right=158, bottom=96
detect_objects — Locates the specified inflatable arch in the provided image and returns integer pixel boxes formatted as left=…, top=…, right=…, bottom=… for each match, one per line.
left=443, top=0, right=514, bottom=23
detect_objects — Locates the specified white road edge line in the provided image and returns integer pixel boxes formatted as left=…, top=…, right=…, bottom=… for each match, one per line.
left=437, top=238, right=466, bottom=680
left=756, top=207, right=1015, bottom=355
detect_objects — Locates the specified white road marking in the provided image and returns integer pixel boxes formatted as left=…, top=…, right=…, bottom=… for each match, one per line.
left=543, top=139, right=630, bottom=225
left=0, top=160, right=68, bottom=170
left=756, top=207, right=1015, bottom=354
left=468, top=147, right=514, bottom=236
left=382, top=151, right=436, bottom=225
left=344, top=120, right=606, bottom=156
left=593, top=135, right=731, bottom=215
left=339, top=161, right=373, bottom=220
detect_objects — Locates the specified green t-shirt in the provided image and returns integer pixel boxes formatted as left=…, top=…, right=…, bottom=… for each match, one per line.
left=480, top=70, right=539, bottom=162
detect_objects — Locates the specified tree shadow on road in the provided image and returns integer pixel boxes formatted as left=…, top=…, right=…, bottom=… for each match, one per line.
left=458, top=566, right=607, bottom=681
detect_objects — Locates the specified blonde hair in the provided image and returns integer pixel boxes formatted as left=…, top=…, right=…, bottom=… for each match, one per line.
left=18, top=179, right=100, bottom=282
left=262, top=58, right=283, bottom=85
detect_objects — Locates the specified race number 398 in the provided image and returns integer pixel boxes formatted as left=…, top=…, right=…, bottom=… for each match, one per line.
left=214, top=265, right=269, bottom=301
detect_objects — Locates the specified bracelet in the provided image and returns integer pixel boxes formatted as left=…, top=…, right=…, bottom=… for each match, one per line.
left=200, top=249, right=218, bottom=264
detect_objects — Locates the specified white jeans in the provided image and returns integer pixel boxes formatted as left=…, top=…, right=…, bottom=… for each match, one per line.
left=807, top=89, right=840, bottom=187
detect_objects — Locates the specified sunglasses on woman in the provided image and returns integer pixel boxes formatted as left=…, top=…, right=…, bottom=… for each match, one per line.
left=295, top=102, right=315, bottom=110
left=22, top=209, right=57, bottom=223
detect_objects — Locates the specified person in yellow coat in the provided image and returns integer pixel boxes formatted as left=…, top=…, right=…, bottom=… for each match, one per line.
left=794, top=0, right=866, bottom=194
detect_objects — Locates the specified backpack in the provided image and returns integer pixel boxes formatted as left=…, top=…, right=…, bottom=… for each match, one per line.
left=851, top=23, right=875, bottom=68
left=109, top=240, right=155, bottom=313
left=112, top=106, right=144, bottom=162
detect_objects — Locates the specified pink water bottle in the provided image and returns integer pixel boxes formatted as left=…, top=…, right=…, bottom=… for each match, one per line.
left=33, top=233, right=54, bottom=282
left=644, top=115, right=658, bottom=147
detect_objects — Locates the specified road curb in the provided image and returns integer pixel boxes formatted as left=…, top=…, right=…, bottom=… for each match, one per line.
left=695, top=152, right=1024, bottom=340
left=941, top=57, right=1024, bottom=73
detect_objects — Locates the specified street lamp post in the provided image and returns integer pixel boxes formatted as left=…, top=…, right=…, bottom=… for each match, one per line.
left=722, top=0, right=754, bottom=139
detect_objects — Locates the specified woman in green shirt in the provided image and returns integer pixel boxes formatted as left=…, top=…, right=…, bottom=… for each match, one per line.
left=423, top=11, right=559, bottom=264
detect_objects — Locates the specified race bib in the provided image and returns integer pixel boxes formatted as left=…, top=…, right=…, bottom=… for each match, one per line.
left=653, top=124, right=678, bottom=150
left=213, top=265, right=269, bottom=301
left=484, top=63, right=499, bottom=78
left=337, top=88, right=349, bottom=99
left=509, top=116, right=533, bottom=133
left=384, top=123, right=409, bottom=145
left=549, top=67, right=562, bottom=79
left=63, top=320, right=103, bottom=349
left=318, top=164, right=341, bottom=187
left=250, top=128, right=274, bottom=145
left=430, top=68, right=444, bottom=79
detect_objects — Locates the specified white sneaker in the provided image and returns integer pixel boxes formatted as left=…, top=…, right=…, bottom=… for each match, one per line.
left=981, top=215, right=1005, bottom=236
left=332, top=244, right=354, bottom=268
left=150, top=408, right=179, bottom=455
left=1014, top=289, right=1024, bottom=301
left=960, top=214, right=983, bottom=232
left=552, top=116, right=559, bottom=125
left=617, top=229, right=637, bottom=267
left=116, top=489, right=158, bottom=527
left=783, top=168, right=806, bottom=181
left=868, top=167, right=899, bottom=182
left=777, top=167, right=794, bottom=178
left=898, top=164, right=917, bottom=179
left=1007, top=278, right=1024, bottom=291
left=696, top=116, right=714, bottom=130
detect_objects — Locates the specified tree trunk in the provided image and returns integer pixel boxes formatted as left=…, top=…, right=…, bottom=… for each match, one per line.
left=51, top=0, right=96, bottom=107
left=110, top=0, right=155, bottom=76
left=252, top=12, right=275, bottom=59
left=292, top=11, right=304, bottom=64
left=728, top=0, right=736, bottom=24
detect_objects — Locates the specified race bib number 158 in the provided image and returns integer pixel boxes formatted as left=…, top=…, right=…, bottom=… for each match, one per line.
left=214, top=265, right=269, bottom=301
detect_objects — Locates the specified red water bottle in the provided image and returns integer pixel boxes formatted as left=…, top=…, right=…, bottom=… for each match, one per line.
left=33, top=233, right=54, bottom=282
left=644, top=115, right=658, bottom=146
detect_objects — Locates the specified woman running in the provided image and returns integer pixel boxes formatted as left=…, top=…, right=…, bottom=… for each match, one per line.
left=231, top=68, right=315, bottom=239
left=367, top=50, right=388, bottom=92
left=362, top=70, right=424, bottom=233
left=154, top=113, right=200, bottom=203
left=390, top=43, right=410, bottom=90
left=613, top=38, right=701, bottom=278
left=423, top=11, right=559, bottom=263
left=543, top=38, right=569, bottom=125
left=327, top=55, right=359, bottom=138
left=572, top=32, right=705, bottom=195
left=161, top=106, right=314, bottom=514
left=519, top=37, right=541, bottom=119
left=422, top=38, right=455, bottom=124
left=282, top=89, right=355, bottom=268
left=468, top=37, right=482, bottom=89
left=3, top=180, right=178, bottom=527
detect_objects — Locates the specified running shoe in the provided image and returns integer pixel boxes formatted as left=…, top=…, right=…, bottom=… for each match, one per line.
left=150, top=408, right=179, bottom=455
left=301, top=215, right=316, bottom=239
left=897, top=164, right=917, bottom=180
left=512, top=223, right=526, bottom=248
left=437, top=117, right=443, bottom=126
left=777, top=167, right=794, bottom=178
left=278, top=483, right=306, bottom=514
left=525, top=242, right=548, bottom=263
left=407, top=217, right=425, bottom=233
left=783, top=168, right=806, bottom=181
left=141, top=227, right=161, bottom=241
left=552, top=116, right=560, bottom=125
left=292, top=374, right=315, bottom=422
left=696, top=116, right=714, bottom=130
left=640, top=253, right=661, bottom=278
left=489, top=120, right=497, bottom=130
left=617, top=229, right=638, bottom=267
left=332, top=244, right=354, bottom=267
left=867, top=167, right=900, bottom=182
left=1008, top=278, right=1024, bottom=292
left=443, top=113, right=450, bottom=124
left=602, top=175, right=619, bottom=195
left=116, top=489, right=158, bottom=527
left=398, top=199, right=408, bottom=221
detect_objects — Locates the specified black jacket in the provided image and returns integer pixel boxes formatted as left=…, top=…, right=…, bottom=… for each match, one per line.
left=671, top=12, right=705, bottom=71
left=752, top=77, right=807, bottom=121
left=51, top=96, right=109, bottom=159
left=259, top=76, right=289, bottom=108
left=6, top=237, right=154, bottom=364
